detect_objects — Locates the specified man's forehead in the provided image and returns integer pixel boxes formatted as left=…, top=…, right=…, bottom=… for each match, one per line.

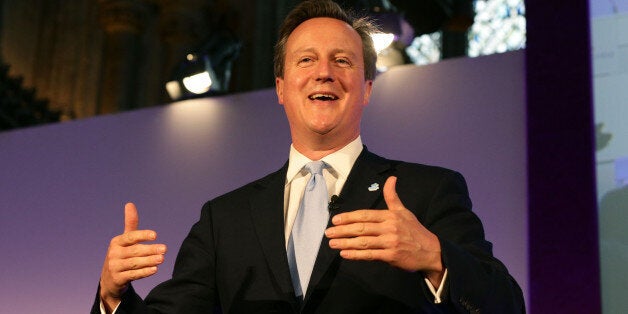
left=286, top=17, right=362, bottom=50
left=289, top=17, right=356, bottom=39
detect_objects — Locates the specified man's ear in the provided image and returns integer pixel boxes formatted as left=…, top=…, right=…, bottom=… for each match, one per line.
left=363, top=80, right=373, bottom=106
left=276, top=77, right=284, bottom=105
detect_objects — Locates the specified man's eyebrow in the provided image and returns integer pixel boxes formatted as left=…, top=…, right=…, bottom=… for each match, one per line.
left=329, top=48, right=358, bottom=58
left=291, top=47, right=317, bottom=55
left=290, top=47, right=358, bottom=58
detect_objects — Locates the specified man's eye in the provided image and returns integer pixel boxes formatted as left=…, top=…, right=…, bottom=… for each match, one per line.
left=336, top=58, right=351, bottom=66
left=298, top=57, right=313, bottom=64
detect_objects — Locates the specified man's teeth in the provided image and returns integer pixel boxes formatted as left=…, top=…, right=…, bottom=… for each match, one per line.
left=309, top=94, right=338, bottom=100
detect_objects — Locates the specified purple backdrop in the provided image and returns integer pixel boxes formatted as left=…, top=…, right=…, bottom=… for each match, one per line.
left=525, top=0, right=600, bottom=312
left=0, top=51, right=527, bottom=313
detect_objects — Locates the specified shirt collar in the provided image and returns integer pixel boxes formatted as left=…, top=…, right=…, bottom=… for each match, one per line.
left=286, top=136, right=363, bottom=184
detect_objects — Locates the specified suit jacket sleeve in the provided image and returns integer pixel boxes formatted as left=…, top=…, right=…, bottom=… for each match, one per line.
left=403, top=168, right=525, bottom=313
left=90, top=201, right=220, bottom=314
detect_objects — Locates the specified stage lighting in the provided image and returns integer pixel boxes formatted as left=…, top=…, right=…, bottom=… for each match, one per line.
left=365, top=0, right=403, bottom=52
left=166, top=30, right=241, bottom=101
left=182, top=71, right=212, bottom=95
left=371, top=33, right=396, bottom=53
left=343, top=0, right=413, bottom=72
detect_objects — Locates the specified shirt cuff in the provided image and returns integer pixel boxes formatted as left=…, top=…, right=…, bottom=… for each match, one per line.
left=424, top=268, right=448, bottom=304
left=99, top=299, right=121, bottom=314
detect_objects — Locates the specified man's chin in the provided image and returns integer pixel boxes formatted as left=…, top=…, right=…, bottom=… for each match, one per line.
left=311, top=127, right=334, bottom=137
left=305, top=122, right=335, bottom=136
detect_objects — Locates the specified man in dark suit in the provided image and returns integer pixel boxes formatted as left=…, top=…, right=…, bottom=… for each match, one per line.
left=94, top=1, right=525, bottom=313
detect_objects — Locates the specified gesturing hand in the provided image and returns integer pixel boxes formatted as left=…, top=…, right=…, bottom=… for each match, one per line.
left=325, top=176, right=444, bottom=284
left=99, top=203, right=167, bottom=312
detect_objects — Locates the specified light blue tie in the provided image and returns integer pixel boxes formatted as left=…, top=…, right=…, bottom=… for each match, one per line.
left=288, top=161, right=329, bottom=297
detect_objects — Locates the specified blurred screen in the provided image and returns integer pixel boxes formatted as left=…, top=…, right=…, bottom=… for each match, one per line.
left=590, top=1, right=628, bottom=313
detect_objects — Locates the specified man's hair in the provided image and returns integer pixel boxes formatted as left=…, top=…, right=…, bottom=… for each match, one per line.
left=273, top=0, right=379, bottom=80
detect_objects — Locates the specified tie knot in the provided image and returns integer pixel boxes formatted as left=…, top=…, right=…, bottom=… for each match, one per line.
left=304, top=161, right=325, bottom=176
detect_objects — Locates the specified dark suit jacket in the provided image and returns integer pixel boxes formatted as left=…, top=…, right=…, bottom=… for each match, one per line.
left=92, top=149, right=525, bottom=313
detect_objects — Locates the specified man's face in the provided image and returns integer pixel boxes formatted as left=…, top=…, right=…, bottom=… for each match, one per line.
left=276, top=17, right=373, bottom=148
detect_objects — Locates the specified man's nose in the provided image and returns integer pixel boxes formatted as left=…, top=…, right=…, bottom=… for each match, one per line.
left=315, top=61, right=334, bottom=82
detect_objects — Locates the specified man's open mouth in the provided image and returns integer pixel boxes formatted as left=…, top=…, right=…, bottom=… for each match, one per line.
left=308, top=93, right=339, bottom=101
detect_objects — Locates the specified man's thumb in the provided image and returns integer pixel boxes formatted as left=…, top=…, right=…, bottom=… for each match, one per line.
left=124, top=202, right=139, bottom=233
left=383, top=176, right=404, bottom=210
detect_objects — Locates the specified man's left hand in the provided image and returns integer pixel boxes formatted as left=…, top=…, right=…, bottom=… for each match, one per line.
left=325, top=176, right=444, bottom=284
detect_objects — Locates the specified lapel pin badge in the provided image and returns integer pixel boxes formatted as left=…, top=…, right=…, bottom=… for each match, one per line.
left=368, top=183, right=380, bottom=192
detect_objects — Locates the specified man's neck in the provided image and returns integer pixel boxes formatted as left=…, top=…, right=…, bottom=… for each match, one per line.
left=292, top=134, right=359, bottom=161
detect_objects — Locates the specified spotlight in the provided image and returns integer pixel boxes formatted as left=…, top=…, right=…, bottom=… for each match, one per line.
left=360, top=0, right=404, bottom=52
left=166, top=30, right=241, bottom=101
left=371, top=2, right=414, bottom=71
left=182, top=71, right=213, bottom=94
left=166, top=53, right=218, bottom=100
left=341, top=0, right=414, bottom=71
left=371, top=33, right=395, bottom=54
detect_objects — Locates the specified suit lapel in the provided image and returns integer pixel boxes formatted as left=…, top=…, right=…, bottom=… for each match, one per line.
left=334, top=149, right=394, bottom=214
left=306, top=149, right=396, bottom=298
left=248, top=163, right=296, bottom=297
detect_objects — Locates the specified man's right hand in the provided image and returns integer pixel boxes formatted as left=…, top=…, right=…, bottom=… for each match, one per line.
left=99, top=203, right=167, bottom=312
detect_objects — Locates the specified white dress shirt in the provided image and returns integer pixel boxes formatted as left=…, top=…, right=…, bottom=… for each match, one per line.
left=283, top=136, right=364, bottom=245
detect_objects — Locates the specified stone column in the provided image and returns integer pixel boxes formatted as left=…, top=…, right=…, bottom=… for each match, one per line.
left=97, top=0, right=150, bottom=114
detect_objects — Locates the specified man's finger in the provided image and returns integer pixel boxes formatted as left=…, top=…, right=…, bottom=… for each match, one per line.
left=339, top=249, right=384, bottom=262
left=117, top=254, right=165, bottom=272
left=329, top=236, right=386, bottom=250
left=330, top=209, right=388, bottom=226
left=383, top=176, right=404, bottom=211
left=111, top=230, right=157, bottom=247
left=124, top=203, right=139, bottom=233
left=117, top=266, right=159, bottom=283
